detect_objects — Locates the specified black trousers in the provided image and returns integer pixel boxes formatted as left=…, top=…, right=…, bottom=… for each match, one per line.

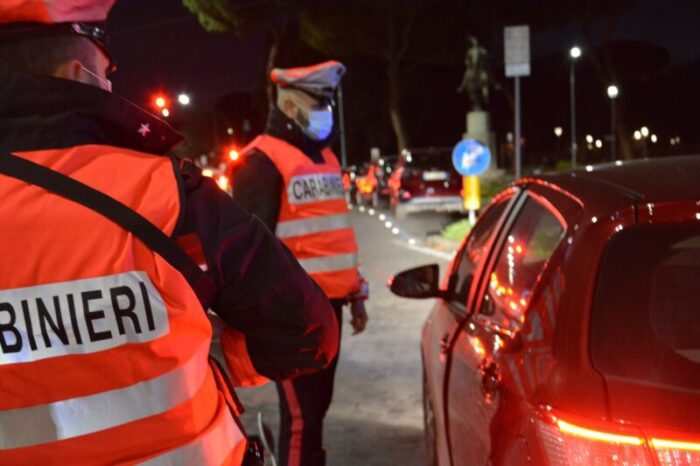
left=275, top=300, right=343, bottom=466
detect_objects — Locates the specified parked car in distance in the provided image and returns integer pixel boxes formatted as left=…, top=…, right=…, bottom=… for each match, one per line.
left=388, top=147, right=464, bottom=218
left=389, top=156, right=700, bottom=466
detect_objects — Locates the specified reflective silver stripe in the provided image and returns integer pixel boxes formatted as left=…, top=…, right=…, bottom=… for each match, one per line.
left=0, top=343, right=210, bottom=450
left=276, top=213, right=351, bottom=239
left=140, top=408, right=243, bottom=466
left=298, top=253, right=358, bottom=274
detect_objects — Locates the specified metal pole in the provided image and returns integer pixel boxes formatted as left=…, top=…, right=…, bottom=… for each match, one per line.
left=569, top=60, right=577, bottom=168
left=514, top=76, right=522, bottom=179
left=610, top=99, right=616, bottom=161
left=337, top=83, right=348, bottom=167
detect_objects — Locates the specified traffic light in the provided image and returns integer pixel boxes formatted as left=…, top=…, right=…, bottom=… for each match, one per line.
left=154, top=95, right=166, bottom=108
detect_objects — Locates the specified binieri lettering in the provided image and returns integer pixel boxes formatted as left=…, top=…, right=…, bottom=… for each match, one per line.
left=0, top=272, right=169, bottom=364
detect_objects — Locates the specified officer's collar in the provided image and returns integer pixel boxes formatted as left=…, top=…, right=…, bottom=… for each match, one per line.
left=0, top=71, right=182, bottom=155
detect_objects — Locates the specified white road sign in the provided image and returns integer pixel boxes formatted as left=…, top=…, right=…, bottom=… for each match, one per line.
left=504, top=25, right=530, bottom=77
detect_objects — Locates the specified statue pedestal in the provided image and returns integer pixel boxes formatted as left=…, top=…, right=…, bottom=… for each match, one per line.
left=464, top=111, right=502, bottom=180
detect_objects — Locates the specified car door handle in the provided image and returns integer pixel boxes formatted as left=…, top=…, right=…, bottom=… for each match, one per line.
left=478, top=360, right=500, bottom=404
left=438, top=334, right=450, bottom=362
left=439, top=334, right=450, bottom=352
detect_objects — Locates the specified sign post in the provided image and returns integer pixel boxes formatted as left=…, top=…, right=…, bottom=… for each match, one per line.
left=504, top=25, right=530, bottom=180
left=337, top=83, right=348, bottom=167
left=452, top=139, right=491, bottom=225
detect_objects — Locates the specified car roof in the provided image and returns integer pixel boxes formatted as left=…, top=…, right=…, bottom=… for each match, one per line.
left=530, top=155, right=700, bottom=217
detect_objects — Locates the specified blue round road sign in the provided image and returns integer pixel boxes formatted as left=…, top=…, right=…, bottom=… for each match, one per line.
left=452, top=139, right=491, bottom=176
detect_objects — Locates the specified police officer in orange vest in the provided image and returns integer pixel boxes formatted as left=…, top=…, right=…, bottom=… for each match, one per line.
left=0, top=2, right=339, bottom=465
left=233, top=61, right=369, bottom=466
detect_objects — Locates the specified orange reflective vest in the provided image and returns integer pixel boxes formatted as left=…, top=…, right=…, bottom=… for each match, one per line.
left=244, top=135, right=361, bottom=299
left=0, top=146, right=246, bottom=465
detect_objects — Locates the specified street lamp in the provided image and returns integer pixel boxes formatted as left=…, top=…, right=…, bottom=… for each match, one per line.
left=554, top=126, right=563, bottom=160
left=178, top=93, right=191, bottom=105
left=569, top=46, right=582, bottom=168
left=607, top=85, right=619, bottom=161
left=634, top=127, right=649, bottom=157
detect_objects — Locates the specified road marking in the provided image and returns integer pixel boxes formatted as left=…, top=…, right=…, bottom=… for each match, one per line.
left=352, top=207, right=456, bottom=261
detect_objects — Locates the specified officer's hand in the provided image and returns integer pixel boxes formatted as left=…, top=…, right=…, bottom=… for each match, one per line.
left=350, top=299, right=368, bottom=335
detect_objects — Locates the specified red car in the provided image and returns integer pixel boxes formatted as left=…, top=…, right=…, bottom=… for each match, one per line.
left=390, top=156, right=700, bottom=466
left=388, top=148, right=464, bottom=218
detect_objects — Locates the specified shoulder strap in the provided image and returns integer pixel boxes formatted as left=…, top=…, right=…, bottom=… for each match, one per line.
left=0, top=152, right=217, bottom=309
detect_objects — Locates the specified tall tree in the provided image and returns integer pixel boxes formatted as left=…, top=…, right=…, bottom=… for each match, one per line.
left=183, top=0, right=296, bottom=108
left=580, top=0, right=636, bottom=159
left=299, top=1, right=456, bottom=155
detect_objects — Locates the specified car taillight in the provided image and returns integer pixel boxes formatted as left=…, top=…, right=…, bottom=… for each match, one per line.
left=536, top=416, right=653, bottom=465
left=651, top=438, right=700, bottom=465
left=535, top=410, right=700, bottom=466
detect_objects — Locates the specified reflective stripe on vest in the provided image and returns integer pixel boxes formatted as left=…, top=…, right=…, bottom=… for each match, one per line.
left=0, top=342, right=209, bottom=450
left=243, top=135, right=361, bottom=298
left=276, top=213, right=351, bottom=238
left=297, top=252, right=358, bottom=274
left=0, top=147, right=245, bottom=464
left=140, top=402, right=245, bottom=466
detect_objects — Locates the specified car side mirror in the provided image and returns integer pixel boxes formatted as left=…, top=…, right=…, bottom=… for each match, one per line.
left=388, top=264, right=442, bottom=299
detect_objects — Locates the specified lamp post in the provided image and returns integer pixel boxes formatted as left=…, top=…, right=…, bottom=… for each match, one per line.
left=607, top=85, right=619, bottom=161
left=635, top=127, right=649, bottom=158
left=569, top=46, right=582, bottom=168
left=336, top=83, right=348, bottom=167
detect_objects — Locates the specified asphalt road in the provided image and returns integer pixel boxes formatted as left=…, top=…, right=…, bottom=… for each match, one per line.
left=237, top=210, right=451, bottom=466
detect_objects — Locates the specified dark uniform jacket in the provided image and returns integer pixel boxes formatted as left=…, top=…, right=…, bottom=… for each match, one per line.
left=0, top=71, right=338, bottom=380
left=231, top=107, right=330, bottom=232
left=231, top=108, right=352, bottom=307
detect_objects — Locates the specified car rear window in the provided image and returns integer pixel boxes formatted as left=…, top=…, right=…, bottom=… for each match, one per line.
left=591, top=223, right=700, bottom=390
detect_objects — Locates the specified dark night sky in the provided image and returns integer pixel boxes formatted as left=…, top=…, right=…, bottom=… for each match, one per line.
left=108, top=0, right=700, bottom=105
left=107, top=0, right=700, bottom=162
left=108, top=0, right=266, bottom=109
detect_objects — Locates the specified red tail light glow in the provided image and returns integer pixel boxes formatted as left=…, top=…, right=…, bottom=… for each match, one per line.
left=537, top=414, right=652, bottom=465
left=556, top=419, right=644, bottom=446
left=651, top=438, right=700, bottom=466
left=534, top=410, right=700, bottom=465
left=651, top=439, right=700, bottom=451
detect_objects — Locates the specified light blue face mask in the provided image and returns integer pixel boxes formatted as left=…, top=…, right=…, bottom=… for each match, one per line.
left=301, top=107, right=334, bottom=141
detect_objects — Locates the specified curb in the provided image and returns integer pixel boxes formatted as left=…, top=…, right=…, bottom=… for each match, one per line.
left=425, top=235, right=461, bottom=255
left=349, top=204, right=459, bottom=258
